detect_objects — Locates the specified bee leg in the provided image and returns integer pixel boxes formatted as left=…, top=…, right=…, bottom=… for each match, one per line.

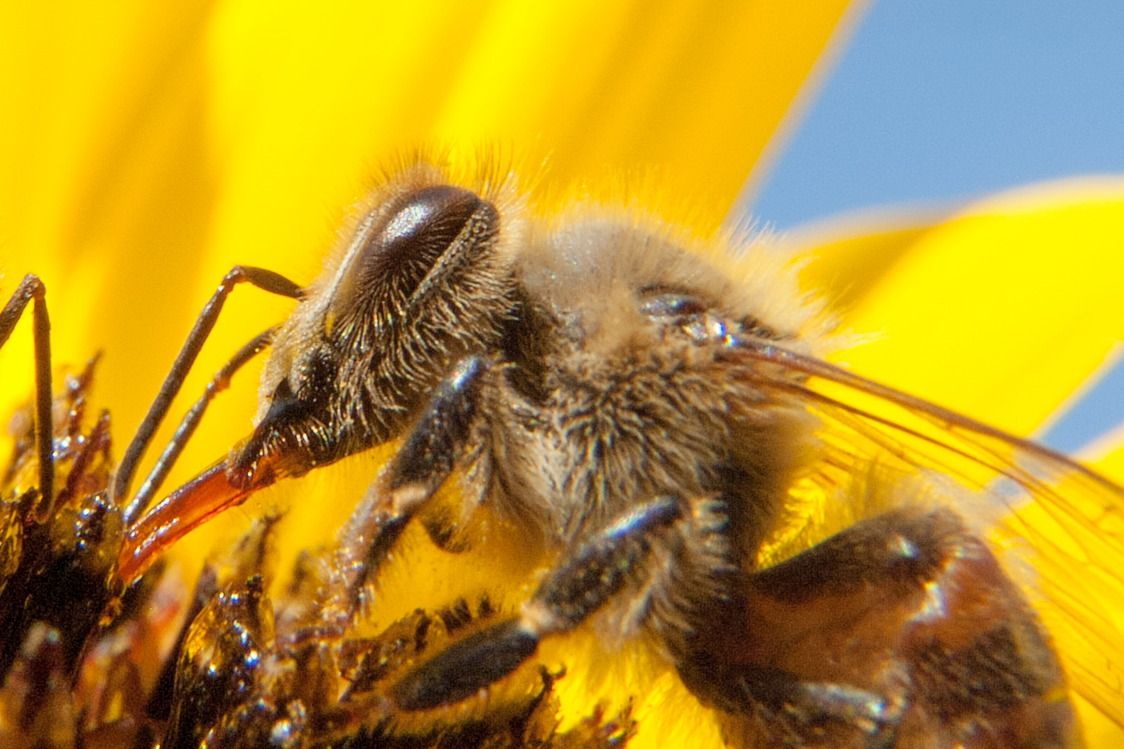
left=116, top=265, right=302, bottom=521
left=680, top=656, right=897, bottom=748
left=387, top=496, right=684, bottom=711
left=680, top=507, right=1074, bottom=747
left=0, top=274, right=54, bottom=521
left=127, top=327, right=275, bottom=520
left=326, top=357, right=491, bottom=618
left=380, top=356, right=489, bottom=517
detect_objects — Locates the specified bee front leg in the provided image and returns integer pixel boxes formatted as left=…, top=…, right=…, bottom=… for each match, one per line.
left=325, top=356, right=492, bottom=619
left=116, top=265, right=302, bottom=521
left=128, top=328, right=275, bottom=518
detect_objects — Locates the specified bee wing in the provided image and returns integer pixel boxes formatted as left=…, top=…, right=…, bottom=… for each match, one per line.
left=723, top=336, right=1124, bottom=728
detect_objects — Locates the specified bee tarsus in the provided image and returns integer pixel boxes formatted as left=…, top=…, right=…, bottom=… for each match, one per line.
left=0, top=274, right=54, bottom=520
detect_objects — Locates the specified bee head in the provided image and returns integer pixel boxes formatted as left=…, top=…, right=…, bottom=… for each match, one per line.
left=230, top=180, right=518, bottom=488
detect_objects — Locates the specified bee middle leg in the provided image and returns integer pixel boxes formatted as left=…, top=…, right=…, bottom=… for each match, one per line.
left=384, top=495, right=691, bottom=711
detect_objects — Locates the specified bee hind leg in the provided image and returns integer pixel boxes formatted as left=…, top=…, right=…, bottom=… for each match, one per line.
left=678, top=506, right=1077, bottom=748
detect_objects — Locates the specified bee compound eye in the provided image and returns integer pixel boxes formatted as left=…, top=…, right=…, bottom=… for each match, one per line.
left=367, top=185, right=488, bottom=280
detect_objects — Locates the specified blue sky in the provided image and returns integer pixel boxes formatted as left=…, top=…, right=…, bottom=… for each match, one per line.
left=746, top=1, right=1124, bottom=452
left=750, top=2, right=1124, bottom=229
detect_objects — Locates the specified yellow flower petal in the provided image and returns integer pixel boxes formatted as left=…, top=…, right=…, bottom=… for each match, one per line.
left=0, top=2, right=858, bottom=501
left=795, top=178, right=1124, bottom=438
left=1086, top=424, right=1124, bottom=483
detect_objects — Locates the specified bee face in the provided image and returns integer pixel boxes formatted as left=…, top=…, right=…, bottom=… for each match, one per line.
left=232, top=175, right=517, bottom=486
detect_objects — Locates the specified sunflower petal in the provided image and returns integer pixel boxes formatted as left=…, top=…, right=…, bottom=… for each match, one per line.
left=0, top=2, right=860, bottom=497
left=796, top=179, right=1124, bottom=437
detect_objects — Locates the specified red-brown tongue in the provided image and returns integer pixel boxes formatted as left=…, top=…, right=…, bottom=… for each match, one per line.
left=117, top=458, right=275, bottom=584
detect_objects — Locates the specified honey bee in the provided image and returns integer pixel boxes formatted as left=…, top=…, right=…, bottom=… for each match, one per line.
left=4, top=160, right=1122, bottom=747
